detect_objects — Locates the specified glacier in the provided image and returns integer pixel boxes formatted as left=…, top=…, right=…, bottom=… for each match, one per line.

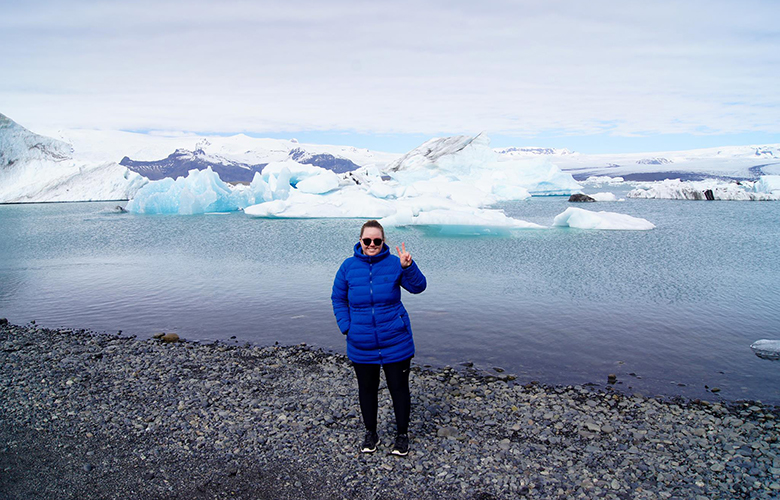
left=553, top=207, right=656, bottom=230
left=0, top=114, right=147, bottom=203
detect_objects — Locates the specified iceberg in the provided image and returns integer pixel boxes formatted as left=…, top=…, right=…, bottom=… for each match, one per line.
left=386, top=133, right=581, bottom=198
left=126, top=167, right=241, bottom=214
left=553, top=207, right=655, bottom=230
left=295, top=169, right=340, bottom=194
left=750, top=340, right=780, bottom=360
left=627, top=178, right=780, bottom=201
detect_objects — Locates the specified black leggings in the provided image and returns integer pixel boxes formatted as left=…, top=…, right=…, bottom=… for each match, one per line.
left=353, top=357, right=411, bottom=435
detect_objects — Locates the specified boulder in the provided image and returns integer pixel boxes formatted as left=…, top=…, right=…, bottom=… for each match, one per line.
left=568, top=193, right=596, bottom=202
left=162, top=333, right=180, bottom=343
left=156, top=333, right=180, bottom=343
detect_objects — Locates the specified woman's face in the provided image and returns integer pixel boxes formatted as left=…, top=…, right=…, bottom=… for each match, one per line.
left=360, top=227, right=384, bottom=256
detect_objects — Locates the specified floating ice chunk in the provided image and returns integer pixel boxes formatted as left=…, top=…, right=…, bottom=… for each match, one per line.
left=404, top=178, right=497, bottom=207
left=295, top=170, right=340, bottom=194
left=244, top=188, right=396, bottom=219
left=627, top=178, right=780, bottom=201
left=380, top=207, right=544, bottom=236
left=491, top=158, right=582, bottom=196
left=248, top=172, right=272, bottom=204
left=126, top=167, right=251, bottom=214
left=753, top=175, right=780, bottom=195
left=750, top=339, right=780, bottom=360
left=581, top=175, right=625, bottom=185
left=267, top=166, right=292, bottom=200
left=553, top=207, right=655, bottom=230
left=589, top=192, right=618, bottom=202
left=261, top=161, right=330, bottom=185
left=385, top=133, right=580, bottom=198
left=386, top=133, right=497, bottom=182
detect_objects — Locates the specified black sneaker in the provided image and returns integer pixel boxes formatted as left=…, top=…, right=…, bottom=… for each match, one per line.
left=360, top=431, right=380, bottom=453
left=391, top=433, right=409, bottom=456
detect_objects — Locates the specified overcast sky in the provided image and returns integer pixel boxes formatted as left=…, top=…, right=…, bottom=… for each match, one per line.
left=2, top=0, right=779, bottom=153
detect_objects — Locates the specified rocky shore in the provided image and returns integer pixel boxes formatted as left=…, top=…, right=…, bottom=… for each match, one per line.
left=1, top=321, right=779, bottom=499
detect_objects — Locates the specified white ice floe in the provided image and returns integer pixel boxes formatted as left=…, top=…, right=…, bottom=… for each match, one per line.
left=553, top=207, right=655, bottom=230
left=0, top=113, right=147, bottom=203
left=581, top=176, right=625, bottom=185
left=589, top=192, right=618, bottom=202
left=244, top=186, right=396, bottom=219
left=750, top=340, right=780, bottom=360
left=260, top=161, right=336, bottom=188
left=627, top=178, right=780, bottom=201
left=753, top=175, right=780, bottom=195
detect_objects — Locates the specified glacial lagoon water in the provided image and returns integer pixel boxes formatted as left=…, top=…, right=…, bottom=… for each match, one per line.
left=1, top=195, right=779, bottom=403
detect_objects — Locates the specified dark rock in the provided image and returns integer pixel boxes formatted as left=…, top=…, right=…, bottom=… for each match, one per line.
left=608, top=374, right=617, bottom=384
left=568, top=193, right=596, bottom=202
left=0, top=318, right=8, bottom=326
left=161, top=333, right=180, bottom=343
left=704, top=189, right=715, bottom=201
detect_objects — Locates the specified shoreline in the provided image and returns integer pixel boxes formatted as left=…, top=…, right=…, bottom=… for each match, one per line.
left=1, top=322, right=779, bottom=499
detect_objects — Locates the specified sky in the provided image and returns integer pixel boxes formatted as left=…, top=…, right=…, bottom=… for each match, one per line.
left=2, top=0, right=779, bottom=154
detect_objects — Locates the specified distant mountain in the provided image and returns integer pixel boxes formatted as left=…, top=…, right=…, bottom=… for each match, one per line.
left=494, top=146, right=573, bottom=156
left=497, top=143, right=780, bottom=182
left=288, top=148, right=360, bottom=173
left=121, top=148, right=267, bottom=182
left=119, top=146, right=362, bottom=183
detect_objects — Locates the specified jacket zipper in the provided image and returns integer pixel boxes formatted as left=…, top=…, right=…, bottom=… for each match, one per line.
left=369, top=260, right=383, bottom=364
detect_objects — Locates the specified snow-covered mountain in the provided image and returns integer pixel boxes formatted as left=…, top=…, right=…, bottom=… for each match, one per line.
left=120, top=148, right=267, bottom=182
left=44, top=129, right=395, bottom=173
left=0, top=114, right=147, bottom=203
left=499, top=144, right=780, bottom=181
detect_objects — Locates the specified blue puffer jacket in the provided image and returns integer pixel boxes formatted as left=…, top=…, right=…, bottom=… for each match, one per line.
left=331, top=242, right=427, bottom=364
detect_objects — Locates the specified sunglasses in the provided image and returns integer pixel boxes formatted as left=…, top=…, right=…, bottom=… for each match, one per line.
left=361, top=238, right=383, bottom=246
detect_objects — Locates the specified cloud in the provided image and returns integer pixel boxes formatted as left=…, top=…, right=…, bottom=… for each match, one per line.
left=2, top=0, right=779, bottom=142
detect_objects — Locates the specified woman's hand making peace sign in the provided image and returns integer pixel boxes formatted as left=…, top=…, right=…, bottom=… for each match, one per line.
left=396, top=242, right=412, bottom=269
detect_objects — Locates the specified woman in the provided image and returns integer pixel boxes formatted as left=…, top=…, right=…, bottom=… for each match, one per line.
left=331, top=220, right=427, bottom=456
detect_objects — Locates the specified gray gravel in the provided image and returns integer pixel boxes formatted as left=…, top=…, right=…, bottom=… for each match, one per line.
left=1, top=321, right=779, bottom=499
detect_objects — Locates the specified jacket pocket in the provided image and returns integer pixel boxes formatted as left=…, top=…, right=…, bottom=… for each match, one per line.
left=399, top=312, right=412, bottom=334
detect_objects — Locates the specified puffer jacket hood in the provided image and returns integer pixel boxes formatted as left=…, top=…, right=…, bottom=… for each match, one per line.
left=331, top=242, right=427, bottom=364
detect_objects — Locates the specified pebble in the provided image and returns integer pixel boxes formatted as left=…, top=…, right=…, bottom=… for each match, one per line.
left=2, top=322, right=779, bottom=500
